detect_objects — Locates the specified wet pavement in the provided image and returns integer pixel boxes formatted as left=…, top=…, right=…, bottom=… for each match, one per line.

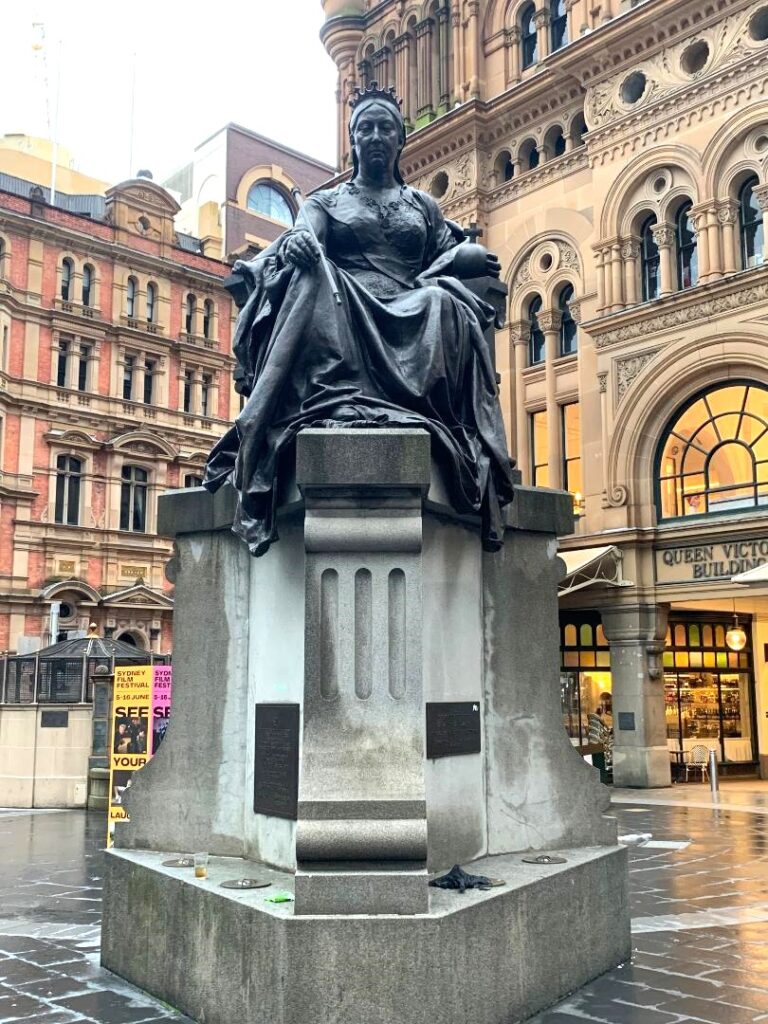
left=0, top=785, right=766, bottom=1023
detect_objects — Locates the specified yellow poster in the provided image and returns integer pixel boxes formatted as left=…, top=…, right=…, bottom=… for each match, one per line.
left=107, top=665, right=153, bottom=844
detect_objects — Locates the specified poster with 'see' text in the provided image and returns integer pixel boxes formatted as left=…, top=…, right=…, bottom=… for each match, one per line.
left=107, top=665, right=172, bottom=845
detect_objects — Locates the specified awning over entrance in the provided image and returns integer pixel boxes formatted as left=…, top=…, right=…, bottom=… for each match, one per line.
left=731, top=562, right=768, bottom=586
left=558, top=545, right=633, bottom=597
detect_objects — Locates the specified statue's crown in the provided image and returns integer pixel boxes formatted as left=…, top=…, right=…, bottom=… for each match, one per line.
left=349, top=81, right=402, bottom=114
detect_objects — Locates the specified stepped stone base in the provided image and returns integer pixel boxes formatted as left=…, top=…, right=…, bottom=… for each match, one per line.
left=103, top=845, right=630, bottom=1024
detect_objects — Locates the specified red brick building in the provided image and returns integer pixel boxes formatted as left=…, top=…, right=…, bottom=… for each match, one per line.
left=0, top=171, right=236, bottom=655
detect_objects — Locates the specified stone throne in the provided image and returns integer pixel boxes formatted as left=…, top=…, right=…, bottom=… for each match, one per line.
left=102, top=419, right=630, bottom=1024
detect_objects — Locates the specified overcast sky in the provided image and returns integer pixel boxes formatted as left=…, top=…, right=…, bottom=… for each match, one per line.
left=2, top=0, right=339, bottom=186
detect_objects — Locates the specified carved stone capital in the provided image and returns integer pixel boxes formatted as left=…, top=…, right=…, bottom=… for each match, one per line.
left=597, top=372, right=609, bottom=394
left=506, top=26, right=521, bottom=43
left=537, top=310, right=562, bottom=333
left=394, top=33, right=410, bottom=54
left=564, top=0, right=580, bottom=10
left=752, top=184, right=768, bottom=213
left=569, top=301, right=582, bottom=324
left=415, top=17, right=434, bottom=38
left=716, top=200, right=739, bottom=225
left=651, top=223, right=675, bottom=249
left=620, top=238, right=641, bottom=261
left=533, top=9, right=551, bottom=28
left=509, top=320, right=531, bottom=345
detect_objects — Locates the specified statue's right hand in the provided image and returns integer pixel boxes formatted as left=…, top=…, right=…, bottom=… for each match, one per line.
left=283, top=231, right=322, bottom=269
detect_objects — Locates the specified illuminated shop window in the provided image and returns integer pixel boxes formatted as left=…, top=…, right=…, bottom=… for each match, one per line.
left=656, top=383, right=768, bottom=519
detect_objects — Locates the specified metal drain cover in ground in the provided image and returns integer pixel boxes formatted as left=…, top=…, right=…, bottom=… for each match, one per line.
left=521, top=854, right=568, bottom=865
left=220, top=878, right=272, bottom=890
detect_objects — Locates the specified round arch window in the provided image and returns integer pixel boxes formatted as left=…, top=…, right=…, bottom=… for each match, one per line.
left=246, top=183, right=295, bottom=226
left=656, top=383, right=768, bottom=519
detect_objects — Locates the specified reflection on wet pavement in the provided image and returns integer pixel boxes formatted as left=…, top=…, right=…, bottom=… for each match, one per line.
left=0, top=789, right=767, bottom=1023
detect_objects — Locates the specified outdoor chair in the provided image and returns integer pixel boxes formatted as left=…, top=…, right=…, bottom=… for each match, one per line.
left=685, top=744, right=710, bottom=782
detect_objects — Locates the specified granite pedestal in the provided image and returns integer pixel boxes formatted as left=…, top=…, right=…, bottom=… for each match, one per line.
left=102, top=429, right=629, bottom=1024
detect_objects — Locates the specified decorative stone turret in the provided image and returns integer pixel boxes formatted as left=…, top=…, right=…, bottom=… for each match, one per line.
left=320, top=0, right=366, bottom=171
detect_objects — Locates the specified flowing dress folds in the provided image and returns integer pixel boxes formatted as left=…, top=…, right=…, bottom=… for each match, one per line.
left=204, top=182, right=515, bottom=556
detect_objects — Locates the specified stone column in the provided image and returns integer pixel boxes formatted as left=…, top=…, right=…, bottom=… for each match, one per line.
left=610, top=241, right=623, bottom=312
left=191, top=370, right=203, bottom=416
left=372, top=47, right=389, bottom=88
left=651, top=223, right=675, bottom=297
left=534, top=8, right=550, bottom=61
left=594, top=245, right=609, bottom=313
left=690, top=205, right=712, bottom=283
left=621, top=238, right=640, bottom=306
left=466, top=0, right=480, bottom=98
left=717, top=200, right=740, bottom=275
left=704, top=206, right=720, bottom=281
left=394, top=34, right=411, bottom=125
left=506, top=26, right=521, bottom=83
left=437, top=6, right=451, bottom=110
left=415, top=19, right=435, bottom=122
left=540, top=311, right=563, bottom=490
left=134, top=352, right=147, bottom=405
left=451, top=2, right=464, bottom=103
left=294, top=429, right=430, bottom=916
left=600, top=604, right=671, bottom=789
left=511, top=322, right=530, bottom=480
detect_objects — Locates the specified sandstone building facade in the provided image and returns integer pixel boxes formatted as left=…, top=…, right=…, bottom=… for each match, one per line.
left=321, top=0, right=768, bottom=783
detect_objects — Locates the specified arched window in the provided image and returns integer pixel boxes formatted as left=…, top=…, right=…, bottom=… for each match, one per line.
left=521, top=3, right=538, bottom=69
left=550, top=0, right=568, bottom=51
left=558, top=284, right=577, bottom=356
left=571, top=113, right=588, bottom=147
left=185, top=294, right=196, bottom=334
left=55, top=455, right=82, bottom=526
left=203, top=299, right=214, bottom=339
left=126, top=276, right=137, bottom=318
left=656, top=383, right=768, bottom=519
left=520, top=138, right=539, bottom=171
left=675, top=200, right=698, bottom=290
left=494, top=150, right=514, bottom=182
left=640, top=215, right=660, bottom=302
left=82, top=264, right=93, bottom=307
left=146, top=282, right=157, bottom=324
left=120, top=465, right=148, bottom=532
left=246, top=183, right=294, bottom=226
left=61, top=258, right=74, bottom=301
left=527, top=295, right=545, bottom=364
left=739, top=176, right=764, bottom=269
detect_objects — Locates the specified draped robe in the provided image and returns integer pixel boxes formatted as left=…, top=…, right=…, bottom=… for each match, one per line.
left=204, top=182, right=515, bottom=556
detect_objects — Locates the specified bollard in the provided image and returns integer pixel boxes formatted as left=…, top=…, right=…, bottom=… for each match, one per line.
left=708, top=748, right=719, bottom=796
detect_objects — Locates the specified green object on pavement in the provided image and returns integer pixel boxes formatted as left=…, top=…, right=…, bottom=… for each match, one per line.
left=265, top=890, right=294, bottom=903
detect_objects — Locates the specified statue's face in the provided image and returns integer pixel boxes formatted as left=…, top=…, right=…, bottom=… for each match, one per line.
left=350, top=101, right=402, bottom=178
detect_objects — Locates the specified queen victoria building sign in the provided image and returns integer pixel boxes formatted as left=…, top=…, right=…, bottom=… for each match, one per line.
left=655, top=537, right=768, bottom=585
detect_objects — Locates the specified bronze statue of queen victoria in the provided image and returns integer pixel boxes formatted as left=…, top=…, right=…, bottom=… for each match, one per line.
left=205, top=84, right=515, bottom=555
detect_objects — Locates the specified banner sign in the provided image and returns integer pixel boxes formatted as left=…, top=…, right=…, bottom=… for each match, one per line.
left=107, top=664, right=172, bottom=844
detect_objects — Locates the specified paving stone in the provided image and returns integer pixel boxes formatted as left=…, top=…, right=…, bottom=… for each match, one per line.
left=0, top=991, right=52, bottom=1021
left=656, top=995, right=766, bottom=1023
left=15, top=973, right=90, bottom=999
left=53, top=991, right=177, bottom=1023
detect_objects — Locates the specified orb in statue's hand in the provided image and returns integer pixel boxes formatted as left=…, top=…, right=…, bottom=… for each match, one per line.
left=452, top=243, right=502, bottom=280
